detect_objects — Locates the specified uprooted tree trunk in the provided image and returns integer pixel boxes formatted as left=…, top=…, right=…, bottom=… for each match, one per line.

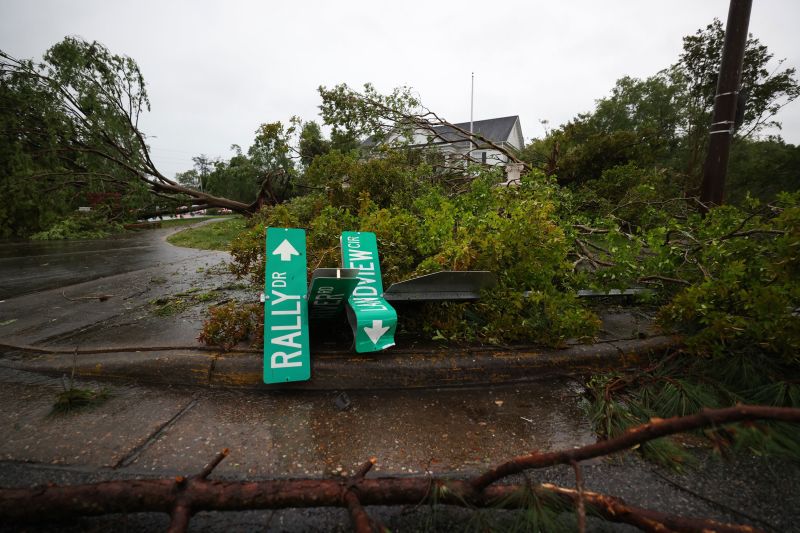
left=2, top=405, right=796, bottom=532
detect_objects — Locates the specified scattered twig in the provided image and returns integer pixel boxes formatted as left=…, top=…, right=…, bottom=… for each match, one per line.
left=61, top=290, right=114, bottom=302
left=574, top=224, right=610, bottom=235
left=344, top=458, right=378, bottom=533
left=575, top=238, right=615, bottom=268
left=570, top=460, right=586, bottom=533
left=535, top=483, right=760, bottom=533
left=343, top=491, right=374, bottom=533
left=197, top=448, right=229, bottom=480
left=638, top=275, right=692, bottom=286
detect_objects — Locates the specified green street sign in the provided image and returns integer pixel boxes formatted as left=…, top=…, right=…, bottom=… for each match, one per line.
left=307, top=268, right=360, bottom=322
left=341, top=231, right=397, bottom=353
left=264, top=228, right=310, bottom=384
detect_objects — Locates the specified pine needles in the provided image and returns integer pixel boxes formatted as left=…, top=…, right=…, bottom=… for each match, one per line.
left=586, top=350, right=800, bottom=468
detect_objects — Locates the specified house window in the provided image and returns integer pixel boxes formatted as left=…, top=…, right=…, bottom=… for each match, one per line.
left=481, top=151, right=487, bottom=164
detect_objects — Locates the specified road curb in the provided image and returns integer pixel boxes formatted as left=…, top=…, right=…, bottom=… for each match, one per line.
left=0, top=335, right=680, bottom=390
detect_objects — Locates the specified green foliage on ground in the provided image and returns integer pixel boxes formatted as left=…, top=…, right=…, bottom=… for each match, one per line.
left=225, top=165, right=600, bottom=347
left=52, top=387, right=111, bottom=414
left=579, top=192, right=800, bottom=464
left=30, top=212, right=123, bottom=240
left=199, top=302, right=262, bottom=351
left=166, top=217, right=246, bottom=251
left=149, top=288, right=224, bottom=317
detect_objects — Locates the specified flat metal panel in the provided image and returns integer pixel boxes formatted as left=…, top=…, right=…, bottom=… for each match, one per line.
left=383, top=271, right=497, bottom=301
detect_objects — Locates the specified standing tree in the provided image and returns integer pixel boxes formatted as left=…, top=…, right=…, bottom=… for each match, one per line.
left=520, top=18, right=799, bottom=199
left=676, top=18, right=800, bottom=180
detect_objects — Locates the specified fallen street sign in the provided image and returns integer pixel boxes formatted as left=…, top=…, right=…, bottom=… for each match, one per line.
left=307, top=268, right=360, bottom=322
left=264, top=228, right=310, bottom=384
left=340, top=231, right=397, bottom=353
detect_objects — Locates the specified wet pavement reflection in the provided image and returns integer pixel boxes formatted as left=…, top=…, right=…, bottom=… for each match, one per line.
left=131, top=381, right=595, bottom=478
left=0, top=227, right=213, bottom=299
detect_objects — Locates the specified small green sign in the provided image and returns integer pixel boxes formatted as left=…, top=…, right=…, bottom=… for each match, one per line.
left=341, top=231, right=397, bottom=352
left=308, top=268, right=360, bottom=322
left=264, top=228, right=310, bottom=384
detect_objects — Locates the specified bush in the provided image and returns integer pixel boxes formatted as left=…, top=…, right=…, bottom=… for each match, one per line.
left=199, top=302, right=263, bottom=351
left=31, top=212, right=123, bottom=240
left=582, top=193, right=800, bottom=462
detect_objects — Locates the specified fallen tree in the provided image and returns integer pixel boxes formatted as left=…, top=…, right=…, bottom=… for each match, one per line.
left=2, top=405, right=796, bottom=532
left=0, top=38, right=292, bottom=222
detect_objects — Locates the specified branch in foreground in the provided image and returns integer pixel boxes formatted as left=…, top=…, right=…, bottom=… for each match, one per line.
left=0, top=477, right=761, bottom=533
left=470, top=405, right=800, bottom=490
left=2, top=405, right=795, bottom=532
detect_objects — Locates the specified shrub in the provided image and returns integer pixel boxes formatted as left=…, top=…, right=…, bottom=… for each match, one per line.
left=31, top=211, right=123, bottom=240
left=199, top=302, right=263, bottom=350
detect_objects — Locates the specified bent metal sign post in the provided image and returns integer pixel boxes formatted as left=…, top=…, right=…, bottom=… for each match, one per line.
left=263, top=227, right=311, bottom=384
left=341, top=231, right=398, bottom=353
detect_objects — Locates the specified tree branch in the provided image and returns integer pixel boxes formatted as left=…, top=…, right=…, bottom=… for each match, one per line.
left=469, top=405, right=800, bottom=490
left=1, top=405, right=795, bottom=531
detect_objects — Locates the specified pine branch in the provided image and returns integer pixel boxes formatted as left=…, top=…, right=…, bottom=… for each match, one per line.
left=469, top=405, right=800, bottom=490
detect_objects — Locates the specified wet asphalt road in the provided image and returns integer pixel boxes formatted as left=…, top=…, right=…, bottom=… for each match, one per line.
left=0, top=221, right=239, bottom=347
left=0, top=225, right=215, bottom=300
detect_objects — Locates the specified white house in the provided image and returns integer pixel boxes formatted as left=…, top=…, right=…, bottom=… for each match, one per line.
left=368, top=115, right=526, bottom=184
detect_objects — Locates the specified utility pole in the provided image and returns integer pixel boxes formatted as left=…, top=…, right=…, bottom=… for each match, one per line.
left=699, top=0, right=753, bottom=211
left=469, top=72, right=474, bottom=164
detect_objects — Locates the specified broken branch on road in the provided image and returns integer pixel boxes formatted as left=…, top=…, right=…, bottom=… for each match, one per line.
left=60, top=290, right=114, bottom=302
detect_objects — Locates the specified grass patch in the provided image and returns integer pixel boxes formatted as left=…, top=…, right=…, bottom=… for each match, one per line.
left=150, top=296, right=192, bottom=316
left=194, top=291, right=220, bottom=302
left=53, top=387, right=110, bottom=414
left=158, top=216, right=223, bottom=229
left=167, top=216, right=246, bottom=251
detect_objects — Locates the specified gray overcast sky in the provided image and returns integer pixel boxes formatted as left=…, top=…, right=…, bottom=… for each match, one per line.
left=3, top=0, right=799, bottom=178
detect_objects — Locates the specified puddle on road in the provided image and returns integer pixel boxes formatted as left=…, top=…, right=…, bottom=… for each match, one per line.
left=305, top=380, right=595, bottom=476
left=132, top=379, right=595, bottom=479
left=0, top=366, right=596, bottom=480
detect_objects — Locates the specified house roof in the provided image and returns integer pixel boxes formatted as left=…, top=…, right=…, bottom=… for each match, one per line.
left=362, top=115, right=522, bottom=148
left=430, top=115, right=520, bottom=144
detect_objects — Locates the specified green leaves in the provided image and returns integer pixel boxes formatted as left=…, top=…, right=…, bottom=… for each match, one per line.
left=227, top=168, right=601, bottom=346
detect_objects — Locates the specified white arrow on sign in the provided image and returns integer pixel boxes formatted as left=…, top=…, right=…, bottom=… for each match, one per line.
left=364, top=320, right=390, bottom=344
left=272, top=239, right=299, bottom=262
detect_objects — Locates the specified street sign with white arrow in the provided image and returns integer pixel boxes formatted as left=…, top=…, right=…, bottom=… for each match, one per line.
left=341, top=231, right=397, bottom=352
left=263, top=227, right=310, bottom=384
left=272, top=238, right=300, bottom=262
